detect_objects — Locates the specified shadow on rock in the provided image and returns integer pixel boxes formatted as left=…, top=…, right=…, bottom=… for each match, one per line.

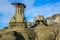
left=14, top=31, right=25, bottom=40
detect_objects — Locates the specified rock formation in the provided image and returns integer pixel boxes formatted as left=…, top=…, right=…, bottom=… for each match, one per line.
left=54, top=14, right=60, bottom=23
left=46, top=14, right=60, bottom=25
left=34, top=15, right=44, bottom=22
left=9, top=3, right=27, bottom=28
left=0, top=3, right=60, bottom=40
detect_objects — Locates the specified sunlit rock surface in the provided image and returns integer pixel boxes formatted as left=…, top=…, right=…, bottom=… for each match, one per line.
left=0, top=3, right=60, bottom=40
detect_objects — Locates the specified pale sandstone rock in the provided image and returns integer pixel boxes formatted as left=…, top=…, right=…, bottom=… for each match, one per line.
left=55, top=16, right=60, bottom=23
left=10, top=16, right=15, bottom=22
left=0, top=3, right=60, bottom=40
left=0, top=31, right=25, bottom=40
left=34, top=15, right=44, bottom=22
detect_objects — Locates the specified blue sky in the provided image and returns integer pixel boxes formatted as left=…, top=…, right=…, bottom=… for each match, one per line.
left=0, top=0, right=60, bottom=29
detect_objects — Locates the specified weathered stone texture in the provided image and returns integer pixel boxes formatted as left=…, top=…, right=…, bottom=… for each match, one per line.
left=34, top=15, right=44, bottom=22
left=0, top=3, right=60, bottom=40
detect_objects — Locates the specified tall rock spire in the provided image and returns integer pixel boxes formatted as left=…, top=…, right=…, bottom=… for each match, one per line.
left=12, top=3, right=26, bottom=22
left=9, top=3, right=26, bottom=28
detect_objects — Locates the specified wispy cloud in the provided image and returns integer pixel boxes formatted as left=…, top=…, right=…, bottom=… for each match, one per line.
left=25, top=2, right=60, bottom=22
left=0, top=0, right=15, bottom=28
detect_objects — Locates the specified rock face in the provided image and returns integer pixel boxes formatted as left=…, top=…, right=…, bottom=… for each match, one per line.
left=46, top=14, right=60, bottom=25
left=51, top=14, right=60, bottom=23
left=55, top=15, right=60, bottom=23
left=0, top=3, right=60, bottom=40
left=34, top=15, right=44, bottom=22
left=33, top=15, right=47, bottom=27
left=0, top=31, right=25, bottom=40
left=0, top=28, right=30, bottom=40
left=47, top=20, right=55, bottom=25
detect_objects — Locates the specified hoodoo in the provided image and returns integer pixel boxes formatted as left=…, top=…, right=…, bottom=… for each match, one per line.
left=9, top=3, right=26, bottom=28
